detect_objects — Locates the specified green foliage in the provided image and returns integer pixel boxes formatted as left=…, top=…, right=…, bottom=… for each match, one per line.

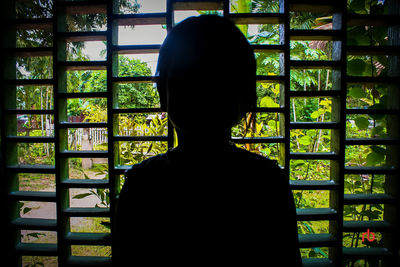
left=18, top=141, right=54, bottom=165
left=118, top=115, right=168, bottom=166
left=118, top=57, right=159, bottom=108
left=17, top=57, right=53, bottom=80
left=66, top=56, right=158, bottom=117
left=343, top=2, right=389, bottom=260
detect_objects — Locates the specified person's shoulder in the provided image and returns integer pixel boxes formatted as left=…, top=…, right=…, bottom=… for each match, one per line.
left=231, top=146, right=287, bottom=181
left=233, top=146, right=280, bottom=168
left=120, top=153, right=170, bottom=197
left=124, top=152, right=169, bottom=179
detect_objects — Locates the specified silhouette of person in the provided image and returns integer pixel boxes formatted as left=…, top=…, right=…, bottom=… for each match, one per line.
left=114, top=15, right=302, bottom=266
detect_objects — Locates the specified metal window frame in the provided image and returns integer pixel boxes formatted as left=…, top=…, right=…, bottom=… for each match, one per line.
left=2, top=0, right=399, bottom=266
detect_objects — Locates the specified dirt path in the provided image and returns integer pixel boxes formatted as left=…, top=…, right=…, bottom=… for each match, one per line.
left=22, top=170, right=108, bottom=225
left=19, top=166, right=112, bottom=266
left=22, top=189, right=102, bottom=219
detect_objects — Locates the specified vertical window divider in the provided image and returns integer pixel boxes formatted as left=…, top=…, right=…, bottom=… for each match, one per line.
left=279, top=0, right=290, bottom=177
left=330, top=0, right=347, bottom=265
left=383, top=1, right=400, bottom=266
left=2, top=0, right=19, bottom=266
left=107, top=0, right=117, bottom=262
left=54, top=1, right=69, bottom=265
left=223, top=0, right=229, bottom=17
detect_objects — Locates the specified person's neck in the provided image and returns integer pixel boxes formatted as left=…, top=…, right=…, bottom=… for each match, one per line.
left=175, top=130, right=233, bottom=153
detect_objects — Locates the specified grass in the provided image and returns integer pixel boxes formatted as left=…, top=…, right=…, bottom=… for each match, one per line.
left=19, top=173, right=55, bottom=192
left=70, top=217, right=112, bottom=257
left=22, top=256, right=58, bottom=267
left=21, top=230, right=57, bottom=267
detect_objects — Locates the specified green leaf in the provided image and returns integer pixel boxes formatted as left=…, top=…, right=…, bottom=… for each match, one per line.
left=106, top=193, right=110, bottom=206
left=101, top=221, right=111, bottom=229
left=310, top=111, right=320, bottom=119
left=349, top=0, right=366, bottom=12
left=371, top=145, right=386, bottom=155
left=372, top=26, right=388, bottom=44
left=73, top=193, right=92, bottom=199
left=271, top=84, right=279, bottom=95
left=368, top=103, right=386, bottom=120
left=99, top=189, right=105, bottom=202
left=260, top=147, right=271, bottom=156
left=347, top=37, right=358, bottom=46
left=354, top=116, right=370, bottom=130
left=369, top=103, right=386, bottom=110
left=292, top=160, right=305, bottom=168
left=347, top=59, right=367, bottom=76
left=347, top=26, right=371, bottom=46
left=17, top=202, right=24, bottom=211
left=268, top=120, right=277, bottom=129
left=306, top=129, right=316, bottom=136
left=319, top=99, right=331, bottom=106
left=366, top=151, right=385, bottom=166
left=348, top=87, right=367, bottom=98
left=371, top=126, right=384, bottom=137
left=308, top=250, right=317, bottom=257
left=146, top=143, right=153, bottom=154
left=27, top=232, right=46, bottom=239
left=355, top=180, right=363, bottom=186
left=23, top=207, right=32, bottom=215
left=298, top=135, right=312, bottom=146
left=260, top=96, right=279, bottom=108
left=295, top=192, right=302, bottom=199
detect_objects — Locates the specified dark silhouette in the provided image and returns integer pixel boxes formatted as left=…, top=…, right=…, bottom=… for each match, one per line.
left=114, top=15, right=302, bottom=266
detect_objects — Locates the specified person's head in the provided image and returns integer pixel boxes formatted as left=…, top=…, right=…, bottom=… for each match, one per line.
left=156, top=15, right=256, bottom=136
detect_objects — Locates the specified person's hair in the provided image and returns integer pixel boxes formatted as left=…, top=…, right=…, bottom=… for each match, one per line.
left=155, top=15, right=256, bottom=127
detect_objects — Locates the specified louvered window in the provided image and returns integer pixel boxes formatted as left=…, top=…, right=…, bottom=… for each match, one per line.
left=2, top=0, right=399, bottom=266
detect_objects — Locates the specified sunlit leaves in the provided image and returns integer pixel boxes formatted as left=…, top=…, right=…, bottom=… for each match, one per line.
left=260, top=96, right=279, bottom=107
left=298, top=135, right=312, bottom=146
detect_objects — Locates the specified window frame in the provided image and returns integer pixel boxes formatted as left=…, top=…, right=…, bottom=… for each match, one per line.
left=2, top=0, right=400, bottom=266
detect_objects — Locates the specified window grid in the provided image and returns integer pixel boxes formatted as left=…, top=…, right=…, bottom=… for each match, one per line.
left=2, top=0, right=399, bottom=266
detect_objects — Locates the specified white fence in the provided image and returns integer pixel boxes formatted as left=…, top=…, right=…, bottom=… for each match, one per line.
left=69, top=128, right=108, bottom=148
left=68, top=127, right=148, bottom=148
